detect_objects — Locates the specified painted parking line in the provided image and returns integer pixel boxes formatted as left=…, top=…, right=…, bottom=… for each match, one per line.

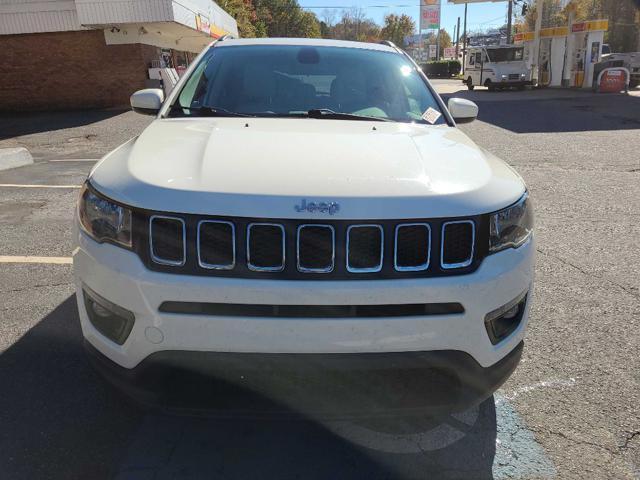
left=0, top=184, right=81, bottom=189
left=325, top=396, right=556, bottom=478
left=0, top=256, right=72, bottom=264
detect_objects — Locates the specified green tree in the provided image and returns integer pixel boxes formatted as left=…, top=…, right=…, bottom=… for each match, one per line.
left=331, top=8, right=380, bottom=42
left=516, top=0, right=639, bottom=52
left=218, top=0, right=263, bottom=37
left=438, top=28, right=452, bottom=52
left=599, top=0, right=639, bottom=52
left=422, top=29, right=451, bottom=58
left=516, top=0, right=566, bottom=30
left=319, top=21, right=331, bottom=38
left=253, top=0, right=321, bottom=38
left=380, top=13, right=415, bottom=47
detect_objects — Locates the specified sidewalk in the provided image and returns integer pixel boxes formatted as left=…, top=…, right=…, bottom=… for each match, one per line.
left=431, top=78, right=640, bottom=100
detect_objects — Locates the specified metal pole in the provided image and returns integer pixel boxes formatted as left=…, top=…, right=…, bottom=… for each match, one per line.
left=506, top=0, right=513, bottom=44
left=531, top=0, right=544, bottom=85
left=462, top=3, right=468, bottom=75
left=436, top=0, right=442, bottom=60
left=456, top=16, right=461, bottom=56
left=562, top=8, right=576, bottom=87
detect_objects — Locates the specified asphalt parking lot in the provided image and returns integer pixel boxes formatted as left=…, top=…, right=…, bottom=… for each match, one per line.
left=0, top=80, right=639, bottom=479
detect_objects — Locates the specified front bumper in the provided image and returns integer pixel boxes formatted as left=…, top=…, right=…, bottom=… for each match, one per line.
left=73, top=229, right=534, bottom=371
left=84, top=338, right=524, bottom=416
left=496, top=80, right=532, bottom=87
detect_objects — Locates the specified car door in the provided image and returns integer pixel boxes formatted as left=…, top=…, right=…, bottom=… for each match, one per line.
left=467, top=51, right=479, bottom=83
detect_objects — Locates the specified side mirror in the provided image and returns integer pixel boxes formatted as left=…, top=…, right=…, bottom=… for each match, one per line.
left=448, top=98, right=478, bottom=124
left=130, top=89, right=164, bottom=115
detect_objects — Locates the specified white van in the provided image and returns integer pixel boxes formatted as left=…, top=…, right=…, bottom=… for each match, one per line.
left=464, top=45, right=532, bottom=91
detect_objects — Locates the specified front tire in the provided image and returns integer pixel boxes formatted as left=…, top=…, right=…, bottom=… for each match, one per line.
left=486, top=80, right=496, bottom=92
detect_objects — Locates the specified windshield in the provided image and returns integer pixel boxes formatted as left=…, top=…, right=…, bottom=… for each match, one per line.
left=170, top=44, right=446, bottom=124
left=486, top=47, right=524, bottom=63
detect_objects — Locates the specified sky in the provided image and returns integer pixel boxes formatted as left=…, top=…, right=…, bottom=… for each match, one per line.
left=298, top=0, right=511, bottom=39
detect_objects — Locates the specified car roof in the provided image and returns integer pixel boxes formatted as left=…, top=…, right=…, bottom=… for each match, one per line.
left=214, top=37, right=398, bottom=53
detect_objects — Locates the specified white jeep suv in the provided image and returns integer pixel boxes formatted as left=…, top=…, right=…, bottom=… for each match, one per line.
left=74, top=38, right=534, bottom=411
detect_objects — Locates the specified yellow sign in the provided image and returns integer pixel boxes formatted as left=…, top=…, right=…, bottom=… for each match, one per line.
left=572, top=19, right=609, bottom=33
left=513, top=31, right=535, bottom=43
left=515, top=18, right=608, bottom=43
left=540, top=26, right=569, bottom=38
left=196, top=13, right=231, bottom=39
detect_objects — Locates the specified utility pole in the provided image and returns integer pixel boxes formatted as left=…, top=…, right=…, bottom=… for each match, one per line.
left=435, top=0, right=442, bottom=61
left=462, top=3, right=468, bottom=74
left=456, top=16, right=461, bottom=56
left=506, top=0, right=513, bottom=44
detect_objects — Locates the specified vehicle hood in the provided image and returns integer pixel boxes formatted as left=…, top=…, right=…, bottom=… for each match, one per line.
left=90, top=118, right=525, bottom=219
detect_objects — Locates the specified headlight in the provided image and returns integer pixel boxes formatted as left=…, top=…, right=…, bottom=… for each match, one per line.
left=489, top=193, right=533, bottom=253
left=78, top=183, right=132, bottom=248
left=501, top=74, right=507, bottom=79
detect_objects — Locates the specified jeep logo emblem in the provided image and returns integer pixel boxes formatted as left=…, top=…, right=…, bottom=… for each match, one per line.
left=294, top=199, right=340, bottom=215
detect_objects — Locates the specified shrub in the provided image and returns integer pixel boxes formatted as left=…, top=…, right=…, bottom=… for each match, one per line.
left=422, top=60, right=461, bottom=78
left=447, top=60, right=461, bottom=76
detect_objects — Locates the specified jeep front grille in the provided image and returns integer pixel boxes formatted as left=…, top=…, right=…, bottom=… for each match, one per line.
left=441, top=221, right=475, bottom=268
left=395, top=223, right=431, bottom=271
left=142, top=214, right=481, bottom=279
left=149, top=216, right=186, bottom=266
left=297, top=224, right=335, bottom=273
left=247, top=223, right=285, bottom=272
left=197, top=220, right=235, bottom=270
left=346, top=225, right=384, bottom=273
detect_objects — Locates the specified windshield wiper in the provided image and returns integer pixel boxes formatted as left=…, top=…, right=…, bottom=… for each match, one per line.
left=306, top=109, right=394, bottom=122
left=169, top=105, right=254, bottom=118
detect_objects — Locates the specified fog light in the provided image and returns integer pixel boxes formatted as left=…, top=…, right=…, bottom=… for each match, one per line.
left=485, top=291, right=528, bottom=345
left=83, top=286, right=135, bottom=345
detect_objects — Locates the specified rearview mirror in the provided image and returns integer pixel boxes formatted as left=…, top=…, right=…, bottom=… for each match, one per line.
left=448, top=98, right=478, bottom=124
left=130, top=89, right=164, bottom=115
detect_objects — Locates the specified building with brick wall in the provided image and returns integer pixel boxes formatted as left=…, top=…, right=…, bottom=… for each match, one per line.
left=0, top=0, right=238, bottom=111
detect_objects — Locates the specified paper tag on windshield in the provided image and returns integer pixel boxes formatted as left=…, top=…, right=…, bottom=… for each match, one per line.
left=422, top=107, right=441, bottom=124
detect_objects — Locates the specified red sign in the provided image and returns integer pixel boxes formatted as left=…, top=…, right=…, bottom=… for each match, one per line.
left=420, top=0, right=440, bottom=32
left=596, top=68, right=628, bottom=93
left=571, top=22, right=586, bottom=33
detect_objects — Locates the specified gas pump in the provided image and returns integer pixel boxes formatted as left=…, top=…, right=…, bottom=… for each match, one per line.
left=570, top=20, right=607, bottom=88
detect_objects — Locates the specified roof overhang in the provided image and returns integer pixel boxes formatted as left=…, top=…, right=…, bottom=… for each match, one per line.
left=103, top=22, right=215, bottom=54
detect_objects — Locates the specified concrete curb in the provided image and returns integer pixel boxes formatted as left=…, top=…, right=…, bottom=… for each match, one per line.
left=0, top=147, right=33, bottom=171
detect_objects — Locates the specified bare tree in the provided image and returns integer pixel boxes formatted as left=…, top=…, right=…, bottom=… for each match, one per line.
left=321, top=8, right=336, bottom=29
